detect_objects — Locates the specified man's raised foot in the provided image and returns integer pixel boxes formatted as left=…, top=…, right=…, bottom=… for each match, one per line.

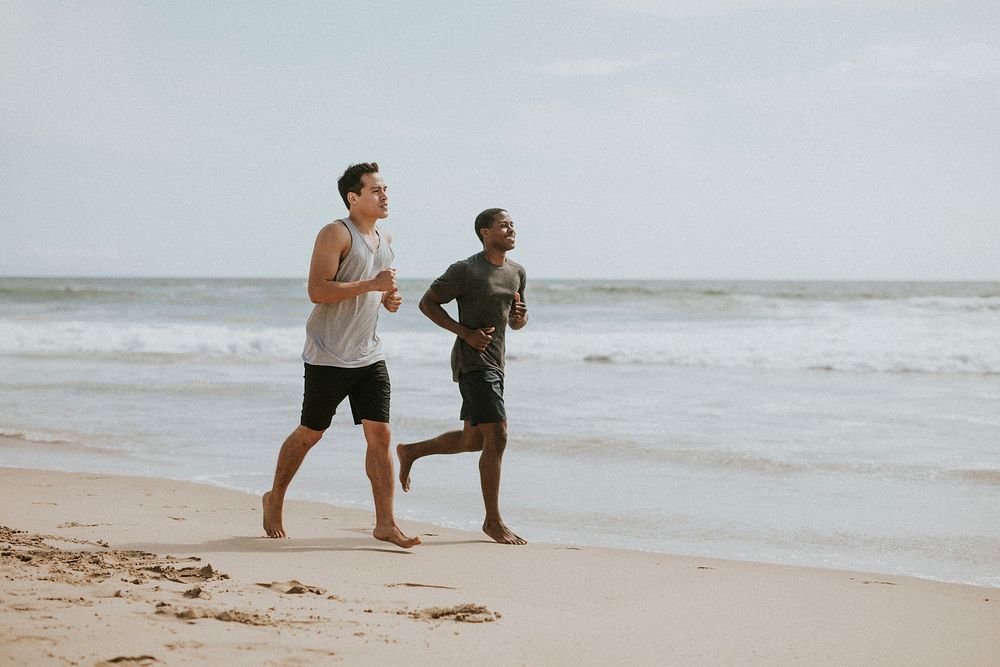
left=396, top=443, right=413, bottom=492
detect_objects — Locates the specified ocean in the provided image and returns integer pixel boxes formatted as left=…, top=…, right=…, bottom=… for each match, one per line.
left=1, top=276, right=998, bottom=587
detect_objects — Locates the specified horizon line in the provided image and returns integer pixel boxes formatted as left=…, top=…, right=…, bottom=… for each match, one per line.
left=2, top=274, right=998, bottom=284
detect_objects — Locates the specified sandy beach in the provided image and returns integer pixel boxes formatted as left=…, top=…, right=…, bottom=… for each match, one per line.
left=1, top=464, right=997, bottom=665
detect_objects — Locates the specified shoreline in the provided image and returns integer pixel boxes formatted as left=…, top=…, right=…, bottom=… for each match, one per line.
left=2, top=429, right=998, bottom=591
left=2, top=466, right=998, bottom=665
left=3, top=416, right=998, bottom=591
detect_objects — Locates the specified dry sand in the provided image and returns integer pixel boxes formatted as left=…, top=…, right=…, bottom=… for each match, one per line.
left=1, top=465, right=997, bottom=665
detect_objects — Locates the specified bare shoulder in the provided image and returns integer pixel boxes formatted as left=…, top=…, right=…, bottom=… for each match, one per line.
left=317, top=220, right=351, bottom=243
left=315, top=220, right=352, bottom=252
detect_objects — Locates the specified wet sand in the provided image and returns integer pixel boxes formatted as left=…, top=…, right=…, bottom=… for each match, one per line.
left=1, top=465, right=998, bottom=665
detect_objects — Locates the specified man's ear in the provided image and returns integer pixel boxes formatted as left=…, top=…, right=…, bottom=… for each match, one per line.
left=347, top=192, right=357, bottom=208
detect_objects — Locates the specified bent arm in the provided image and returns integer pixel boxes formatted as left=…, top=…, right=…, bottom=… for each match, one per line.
left=509, top=290, right=528, bottom=330
left=419, top=290, right=472, bottom=339
left=421, top=289, right=497, bottom=353
left=307, top=223, right=394, bottom=304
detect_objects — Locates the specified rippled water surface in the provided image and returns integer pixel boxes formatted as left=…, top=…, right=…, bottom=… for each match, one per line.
left=2, top=277, right=998, bottom=586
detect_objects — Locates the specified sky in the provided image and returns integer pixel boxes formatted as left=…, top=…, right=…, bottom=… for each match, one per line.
left=1, top=1, right=998, bottom=280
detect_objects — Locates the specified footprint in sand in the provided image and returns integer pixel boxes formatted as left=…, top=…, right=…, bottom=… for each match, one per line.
left=58, top=521, right=110, bottom=528
left=385, top=582, right=456, bottom=590
left=256, top=580, right=327, bottom=595
left=145, top=564, right=224, bottom=584
left=95, top=656, right=158, bottom=666
left=183, top=586, right=211, bottom=599
left=409, top=603, right=500, bottom=623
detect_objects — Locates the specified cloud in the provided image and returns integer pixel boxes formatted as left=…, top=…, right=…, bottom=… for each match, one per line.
left=507, top=86, right=710, bottom=176
left=0, top=3, right=355, bottom=158
left=828, top=42, right=1000, bottom=89
left=602, top=0, right=820, bottom=17
left=541, top=53, right=677, bottom=77
left=603, top=0, right=954, bottom=18
left=27, top=246, right=121, bottom=263
left=543, top=58, right=641, bottom=76
left=0, top=3, right=140, bottom=143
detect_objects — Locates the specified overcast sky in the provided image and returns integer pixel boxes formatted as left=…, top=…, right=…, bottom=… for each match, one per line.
left=2, top=1, right=998, bottom=280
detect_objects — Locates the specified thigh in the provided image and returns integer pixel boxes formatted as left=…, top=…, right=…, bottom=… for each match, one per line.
left=300, top=363, right=352, bottom=431
left=458, top=370, right=506, bottom=426
left=347, top=361, right=391, bottom=425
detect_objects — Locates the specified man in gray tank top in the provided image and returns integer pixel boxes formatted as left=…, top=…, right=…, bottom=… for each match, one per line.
left=396, top=208, right=529, bottom=545
left=263, top=162, right=420, bottom=549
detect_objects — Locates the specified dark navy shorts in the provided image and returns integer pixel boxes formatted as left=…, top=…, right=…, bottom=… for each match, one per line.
left=459, top=369, right=506, bottom=426
left=300, top=361, right=390, bottom=430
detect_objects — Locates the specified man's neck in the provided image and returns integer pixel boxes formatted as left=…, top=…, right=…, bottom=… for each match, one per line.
left=347, top=213, right=377, bottom=234
left=483, top=246, right=506, bottom=267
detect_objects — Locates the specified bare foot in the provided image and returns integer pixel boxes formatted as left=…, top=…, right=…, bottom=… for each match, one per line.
left=483, top=520, right=526, bottom=545
left=373, top=524, right=422, bottom=549
left=396, top=443, right=413, bottom=492
left=262, top=491, right=286, bottom=538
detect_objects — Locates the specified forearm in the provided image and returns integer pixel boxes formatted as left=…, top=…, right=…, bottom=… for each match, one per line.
left=308, top=277, right=378, bottom=304
left=419, top=295, right=471, bottom=339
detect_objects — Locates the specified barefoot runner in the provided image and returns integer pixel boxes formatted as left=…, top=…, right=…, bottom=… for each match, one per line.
left=397, top=208, right=528, bottom=545
left=262, top=162, right=420, bottom=548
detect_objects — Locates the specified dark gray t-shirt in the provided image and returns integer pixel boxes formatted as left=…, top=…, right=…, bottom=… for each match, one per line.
left=428, top=251, right=526, bottom=382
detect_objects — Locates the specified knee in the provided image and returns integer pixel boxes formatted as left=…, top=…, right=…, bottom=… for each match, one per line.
left=295, top=425, right=324, bottom=449
left=363, top=422, right=392, bottom=449
left=492, top=421, right=508, bottom=441
left=482, top=422, right=508, bottom=454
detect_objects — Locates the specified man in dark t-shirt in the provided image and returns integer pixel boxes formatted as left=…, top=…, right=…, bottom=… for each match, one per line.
left=396, top=208, right=529, bottom=544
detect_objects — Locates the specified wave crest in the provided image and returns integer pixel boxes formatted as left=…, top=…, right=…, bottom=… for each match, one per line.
left=0, top=321, right=302, bottom=359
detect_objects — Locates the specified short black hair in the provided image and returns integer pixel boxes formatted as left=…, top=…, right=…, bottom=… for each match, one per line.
left=337, top=162, right=379, bottom=209
left=474, top=208, right=506, bottom=243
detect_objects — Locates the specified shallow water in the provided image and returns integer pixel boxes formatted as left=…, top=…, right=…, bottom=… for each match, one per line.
left=1, top=277, right=998, bottom=586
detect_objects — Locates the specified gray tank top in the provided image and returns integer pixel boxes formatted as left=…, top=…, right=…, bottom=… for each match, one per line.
left=301, top=218, right=394, bottom=367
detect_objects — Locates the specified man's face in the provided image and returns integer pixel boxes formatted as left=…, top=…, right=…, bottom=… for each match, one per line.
left=349, top=172, right=389, bottom=219
left=483, top=212, right=516, bottom=251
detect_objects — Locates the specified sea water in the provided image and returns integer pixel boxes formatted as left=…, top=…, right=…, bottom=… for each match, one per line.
left=1, top=277, right=998, bottom=587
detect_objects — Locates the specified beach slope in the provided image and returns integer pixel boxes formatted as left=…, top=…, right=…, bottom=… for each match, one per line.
left=1, top=466, right=997, bottom=665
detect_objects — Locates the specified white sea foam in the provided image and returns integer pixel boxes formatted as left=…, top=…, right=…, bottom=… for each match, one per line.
left=2, top=314, right=997, bottom=375
left=0, top=320, right=304, bottom=359
left=503, top=315, right=999, bottom=374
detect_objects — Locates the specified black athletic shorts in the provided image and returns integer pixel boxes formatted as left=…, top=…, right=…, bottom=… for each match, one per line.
left=459, top=369, right=506, bottom=425
left=300, top=361, right=390, bottom=430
